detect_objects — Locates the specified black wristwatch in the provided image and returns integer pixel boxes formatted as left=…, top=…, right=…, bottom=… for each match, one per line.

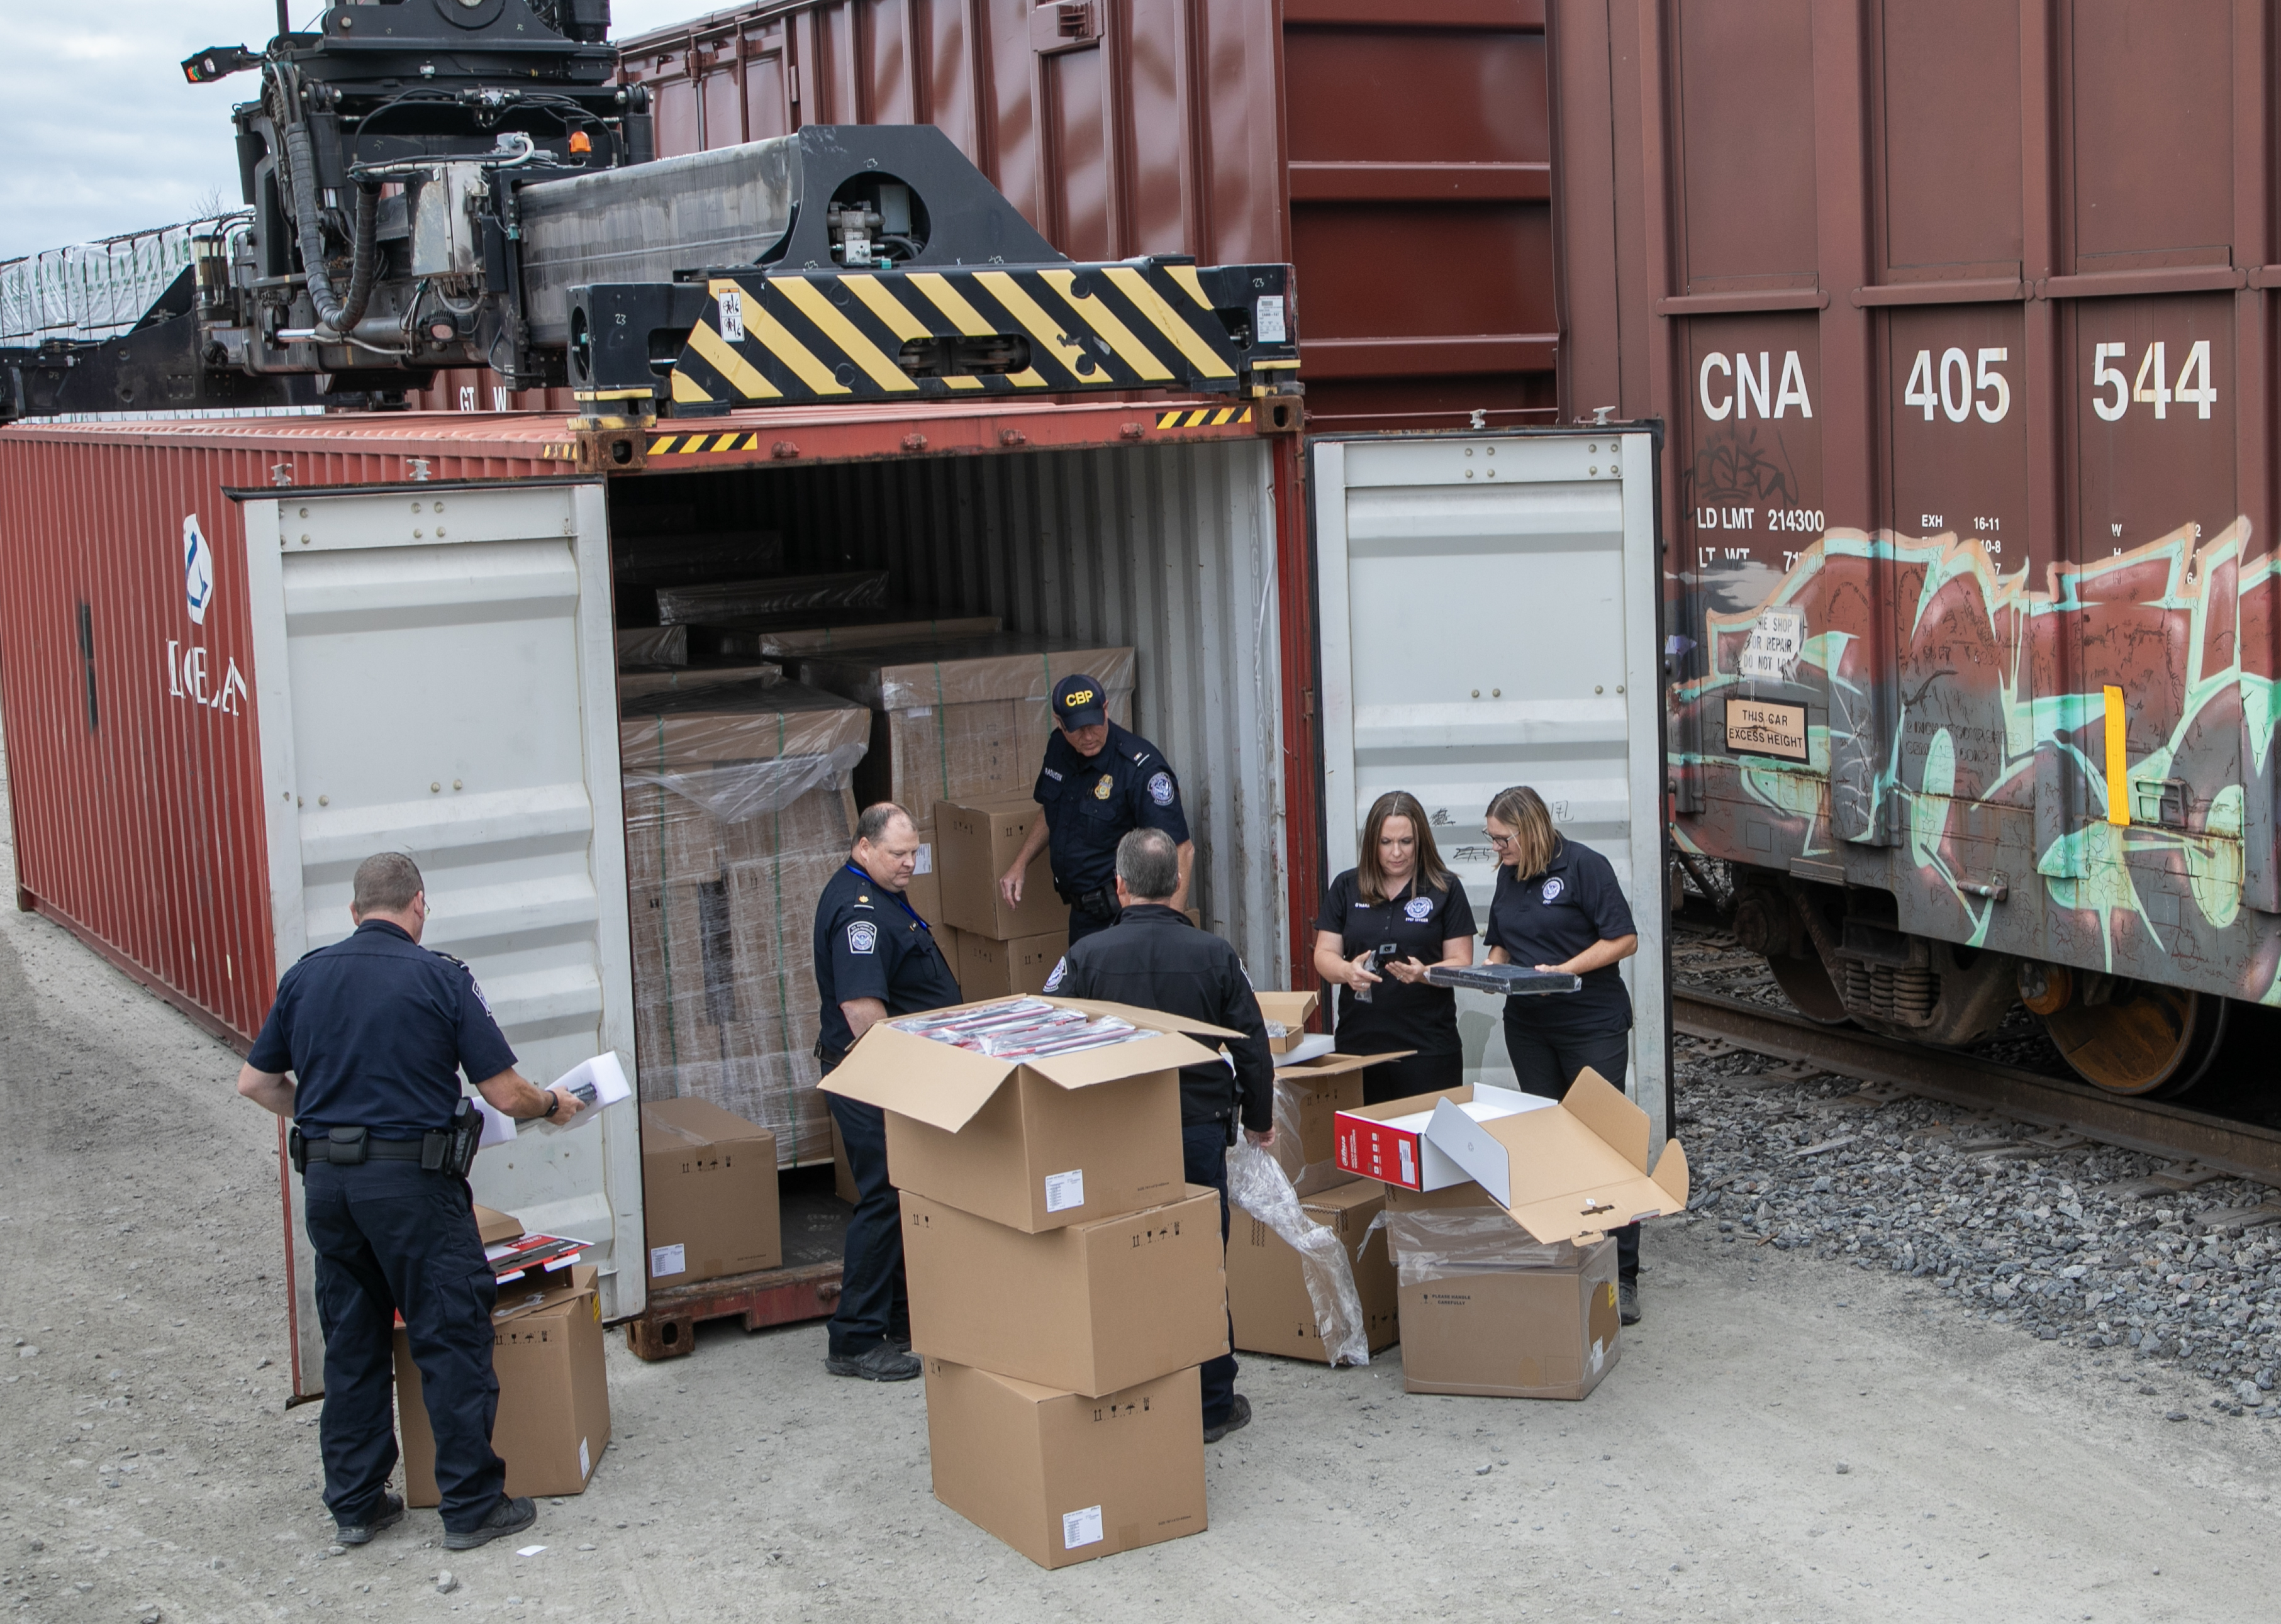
left=541, top=1093, right=560, bottom=1120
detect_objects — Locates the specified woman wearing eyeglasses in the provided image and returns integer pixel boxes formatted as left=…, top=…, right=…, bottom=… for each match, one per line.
left=1482, top=783, right=1643, bottom=1323
left=1312, top=790, right=1476, bottom=1104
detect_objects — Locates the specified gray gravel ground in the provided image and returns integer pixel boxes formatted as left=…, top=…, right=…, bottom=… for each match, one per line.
left=11, top=728, right=2281, bottom=1622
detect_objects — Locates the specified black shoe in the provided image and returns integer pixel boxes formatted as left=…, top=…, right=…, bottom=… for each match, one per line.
left=335, top=1491, right=404, bottom=1547
left=443, top=1495, right=537, bottom=1552
left=1203, top=1394, right=1252, bottom=1444
left=1620, top=1281, right=1641, bottom=1326
left=826, top=1343, right=922, bottom=1382
left=887, top=1330, right=912, bottom=1352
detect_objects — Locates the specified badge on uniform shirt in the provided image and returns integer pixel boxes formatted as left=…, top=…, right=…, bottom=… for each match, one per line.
left=1404, top=896, right=1433, bottom=923
left=847, top=921, right=879, bottom=954
left=1147, top=771, right=1174, bottom=806
left=1095, top=775, right=1114, bottom=799
left=1541, top=877, right=1566, bottom=903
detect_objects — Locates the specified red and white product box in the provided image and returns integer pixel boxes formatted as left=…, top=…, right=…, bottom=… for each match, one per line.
left=1332, top=1083, right=1545, bottom=1192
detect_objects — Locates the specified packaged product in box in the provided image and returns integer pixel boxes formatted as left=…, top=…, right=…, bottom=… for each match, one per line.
left=616, top=625, right=688, bottom=667
left=1227, top=1176, right=1398, bottom=1364
left=651, top=569, right=888, bottom=626
left=1332, top=1081, right=1549, bottom=1192
left=923, top=1357, right=1206, bottom=1570
left=396, top=1265, right=610, bottom=1503
left=688, top=611, right=1003, bottom=662
left=957, top=928, right=1068, bottom=999
left=798, top=638, right=1135, bottom=831
left=902, top=1186, right=1227, bottom=1396
left=640, top=1098, right=783, bottom=1286
left=1268, top=1048, right=1407, bottom=1196
left=1254, top=990, right=1318, bottom=1055
left=616, top=660, right=783, bottom=700
left=820, top=995, right=1230, bottom=1232
left=1387, top=1209, right=1620, bottom=1399
left=1422, top=1068, right=1688, bottom=1243
left=935, top=797, right=1062, bottom=939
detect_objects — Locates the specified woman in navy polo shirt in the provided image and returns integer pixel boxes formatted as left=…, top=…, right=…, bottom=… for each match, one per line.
left=1313, top=791, right=1476, bottom=1104
left=1482, top=783, right=1644, bottom=1321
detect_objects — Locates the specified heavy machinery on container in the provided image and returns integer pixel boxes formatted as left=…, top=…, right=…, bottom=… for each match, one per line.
left=1549, top=0, right=2281, bottom=1101
left=0, top=1, right=1296, bottom=425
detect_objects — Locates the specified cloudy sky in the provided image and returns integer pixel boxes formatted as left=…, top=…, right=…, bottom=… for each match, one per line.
left=1, top=1, right=711, bottom=259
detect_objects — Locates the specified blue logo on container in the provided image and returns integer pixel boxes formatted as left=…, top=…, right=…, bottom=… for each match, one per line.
left=183, top=515, right=214, bottom=626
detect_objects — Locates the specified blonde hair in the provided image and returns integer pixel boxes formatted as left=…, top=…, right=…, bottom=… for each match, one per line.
left=1484, top=785, right=1559, bottom=880
left=1356, top=791, right=1451, bottom=904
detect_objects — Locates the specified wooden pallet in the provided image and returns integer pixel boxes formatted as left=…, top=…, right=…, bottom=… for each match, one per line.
left=624, top=1260, right=842, bottom=1360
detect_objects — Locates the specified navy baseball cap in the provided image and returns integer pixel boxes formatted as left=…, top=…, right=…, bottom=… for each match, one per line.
left=1052, top=673, right=1107, bottom=729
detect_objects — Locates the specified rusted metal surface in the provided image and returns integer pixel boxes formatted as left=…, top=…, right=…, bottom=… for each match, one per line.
left=623, top=1260, right=843, bottom=1358
left=1551, top=0, right=2281, bottom=1008
left=1676, top=987, right=2281, bottom=1193
left=582, top=0, right=1554, bottom=433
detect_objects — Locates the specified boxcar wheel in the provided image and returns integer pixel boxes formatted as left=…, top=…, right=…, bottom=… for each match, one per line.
left=2042, top=984, right=2226, bottom=1098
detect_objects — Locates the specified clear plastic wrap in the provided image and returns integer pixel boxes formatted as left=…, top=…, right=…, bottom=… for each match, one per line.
left=1270, top=1076, right=1354, bottom=1198
left=1383, top=1206, right=1587, bottom=1286
left=616, top=661, right=784, bottom=701
left=796, top=638, right=1137, bottom=830
left=616, top=625, right=688, bottom=667
left=1224, top=1138, right=1372, bottom=1367
left=623, top=680, right=871, bottom=1169
left=652, top=570, right=890, bottom=626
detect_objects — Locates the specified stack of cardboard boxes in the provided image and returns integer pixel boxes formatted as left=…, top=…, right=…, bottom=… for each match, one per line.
left=934, top=796, right=1065, bottom=998
left=1332, top=1072, right=1688, bottom=1400
left=822, top=996, right=1234, bottom=1568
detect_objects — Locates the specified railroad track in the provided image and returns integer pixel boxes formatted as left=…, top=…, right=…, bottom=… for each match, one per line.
left=1674, top=985, right=2281, bottom=1195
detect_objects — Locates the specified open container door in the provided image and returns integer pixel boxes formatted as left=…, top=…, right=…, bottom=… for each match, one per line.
left=1310, top=431, right=1671, bottom=1143
left=239, top=480, right=641, bottom=1401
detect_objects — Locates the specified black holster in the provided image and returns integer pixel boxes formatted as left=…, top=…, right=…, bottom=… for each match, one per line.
left=1064, top=884, right=1120, bottom=924
left=425, top=1098, right=482, bottom=1177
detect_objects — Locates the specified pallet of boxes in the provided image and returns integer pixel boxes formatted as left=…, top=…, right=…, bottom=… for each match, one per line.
left=1223, top=989, right=1411, bottom=1365
left=822, top=995, right=1237, bottom=1568
left=1332, top=1072, right=1689, bottom=1399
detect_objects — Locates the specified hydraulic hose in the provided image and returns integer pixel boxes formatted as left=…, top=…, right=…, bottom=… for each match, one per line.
left=282, top=114, right=377, bottom=342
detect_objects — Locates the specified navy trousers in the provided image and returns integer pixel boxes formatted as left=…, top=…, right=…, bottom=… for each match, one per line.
left=825, top=1091, right=909, bottom=1357
left=1500, top=1011, right=1642, bottom=1283
left=1064, top=901, right=1122, bottom=948
left=303, top=1159, right=506, bottom=1533
left=1181, top=1123, right=1239, bottom=1428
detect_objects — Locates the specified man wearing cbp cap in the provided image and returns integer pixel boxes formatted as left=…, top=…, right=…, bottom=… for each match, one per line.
left=999, top=672, right=1194, bottom=945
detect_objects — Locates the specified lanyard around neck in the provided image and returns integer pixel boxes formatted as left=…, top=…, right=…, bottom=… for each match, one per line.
left=847, top=862, right=930, bottom=932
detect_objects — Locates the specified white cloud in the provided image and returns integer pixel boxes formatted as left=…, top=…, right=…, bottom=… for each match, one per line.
left=0, top=1, right=727, bottom=259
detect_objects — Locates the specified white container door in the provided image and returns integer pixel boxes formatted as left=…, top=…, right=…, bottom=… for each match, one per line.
left=242, top=481, right=640, bottom=1399
left=1310, top=431, right=1670, bottom=1142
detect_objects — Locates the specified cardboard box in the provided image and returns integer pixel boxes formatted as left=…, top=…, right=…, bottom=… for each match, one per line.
left=903, top=1186, right=1227, bottom=1396
left=1269, top=1049, right=1408, bottom=1197
left=923, top=1357, right=1206, bottom=1569
left=472, top=1203, right=523, bottom=1246
left=820, top=996, right=1230, bottom=1232
left=1394, top=1237, right=1620, bottom=1399
left=1333, top=1082, right=1550, bottom=1193
left=396, top=1264, right=611, bottom=1503
left=902, top=832, right=942, bottom=926
left=640, top=1098, right=783, bottom=1286
left=1254, top=990, right=1319, bottom=1055
left=1227, top=1179, right=1398, bottom=1363
left=957, top=928, right=1068, bottom=999
left=1425, top=1068, right=1688, bottom=1243
left=936, top=798, right=1063, bottom=939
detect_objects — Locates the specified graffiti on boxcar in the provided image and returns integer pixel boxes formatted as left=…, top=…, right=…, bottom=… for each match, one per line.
left=1670, top=519, right=2281, bottom=1003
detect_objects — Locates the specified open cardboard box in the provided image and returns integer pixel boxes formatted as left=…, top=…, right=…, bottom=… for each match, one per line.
left=820, top=996, right=1235, bottom=1232
left=471, top=1203, right=523, bottom=1246
left=1269, top=1048, right=1409, bottom=1196
left=1332, top=1082, right=1551, bottom=1192
left=1254, top=989, right=1319, bottom=1055
left=1425, top=1068, right=1688, bottom=1244
left=1228, top=1178, right=1399, bottom=1363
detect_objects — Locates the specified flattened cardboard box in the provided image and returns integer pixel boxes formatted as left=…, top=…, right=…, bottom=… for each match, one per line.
left=936, top=797, right=1064, bottom=940
left=1425, top=1068, right=1688, bottom=1244
left=1227, top=1179, right=1398, bottom=1363
left=820, top=996, right=1233, bottom=1233
left=1395, top=1237, right=1621, bottom=1400
left=396, top=1264, right=610, bottom=1504
left=640, top=1097, right=782, bottom=1286
left=1271, top=1048, right=1408, bottom=1197
left=923, top=1357, right=1206, bottom=1570
left=903, top=1186, right=1227, bottom=1396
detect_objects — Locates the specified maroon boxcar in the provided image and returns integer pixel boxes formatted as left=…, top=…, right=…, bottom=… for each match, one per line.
left=1551, top=0, right=2281, bottom=1096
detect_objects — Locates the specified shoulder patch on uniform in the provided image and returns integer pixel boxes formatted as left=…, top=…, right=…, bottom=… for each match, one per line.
left=1043, top=956, right=1069, bottom=993
left=847, top=921, right=879, bottom=955
left=1147, top=771, right=1174, bottom=806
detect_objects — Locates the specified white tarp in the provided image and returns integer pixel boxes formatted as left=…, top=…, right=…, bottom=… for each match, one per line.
left=0, top=216, right=242, bottom=345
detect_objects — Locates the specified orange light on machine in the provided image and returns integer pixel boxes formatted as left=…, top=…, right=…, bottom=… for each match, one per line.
left=2104, top=684, right=2129, bottom=827
left=569, top=130, right=592, bottom=155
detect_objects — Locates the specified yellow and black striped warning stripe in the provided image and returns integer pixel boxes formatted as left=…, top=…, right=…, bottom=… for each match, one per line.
left=1154, top=406, right=1254, bottom=430
left=667, top=260, right=1252, bottom=411
left=646, top=430, right=767, bottom=456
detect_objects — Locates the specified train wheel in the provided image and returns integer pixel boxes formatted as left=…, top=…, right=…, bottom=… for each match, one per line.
left=1765, top=950, right=1850, bottom=1024
left=2041, top=984, right=2228, bottom=1098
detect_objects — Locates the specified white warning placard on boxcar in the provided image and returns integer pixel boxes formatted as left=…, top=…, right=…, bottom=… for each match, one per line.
left=1737, top=606, right=1804, bottom=682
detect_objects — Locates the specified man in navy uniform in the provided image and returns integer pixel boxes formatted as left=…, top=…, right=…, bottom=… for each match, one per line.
left=814, top=801, right=963, bottom=1382
left=998, top=672, right=1193, bottom=946
left=237, top=852, right=584, bottom=1552
left=1044, top=828, right=1273, bottom=1442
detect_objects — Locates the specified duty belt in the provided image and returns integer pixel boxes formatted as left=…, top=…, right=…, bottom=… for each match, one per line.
left=290, top=1101, right=482, bottom=1176
left=293, top=1130, right=427, bottom=1165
